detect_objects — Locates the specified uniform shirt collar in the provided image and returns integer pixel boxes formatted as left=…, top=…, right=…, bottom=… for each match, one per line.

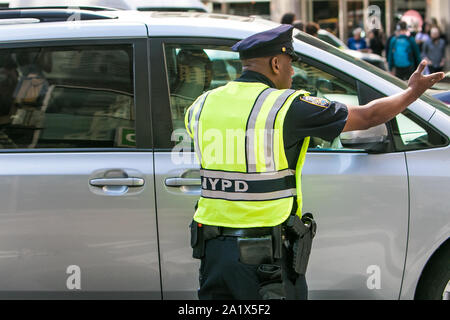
left=234, top=70, right=276, bottom=88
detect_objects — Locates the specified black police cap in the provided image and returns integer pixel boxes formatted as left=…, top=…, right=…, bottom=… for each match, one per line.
left=231, top=24, right=299, bottom=61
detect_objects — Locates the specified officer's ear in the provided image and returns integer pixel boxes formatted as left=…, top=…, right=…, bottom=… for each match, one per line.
left=269, top=56, right=281, bottom=75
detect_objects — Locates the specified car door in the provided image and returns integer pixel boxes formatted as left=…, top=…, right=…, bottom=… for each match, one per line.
left=0, top=37, right=160, bottom=298
left=292, top=60, right=408, bottom=299
left=149, top=38, right=242, bottom=299
left=150, top=37, right=408, bottom=299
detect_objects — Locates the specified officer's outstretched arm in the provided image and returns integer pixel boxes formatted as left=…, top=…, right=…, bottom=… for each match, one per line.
left=342, top=60, right=445, bottom=132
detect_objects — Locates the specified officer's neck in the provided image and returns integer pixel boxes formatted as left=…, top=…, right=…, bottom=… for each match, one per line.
left=240, top=68, right=278, bottom=89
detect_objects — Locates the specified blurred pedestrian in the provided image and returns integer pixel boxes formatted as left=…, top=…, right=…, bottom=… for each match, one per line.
left=368, top=29, right=384, bottom=56
left=415, top=22, right=431, bottom=52
left=384, top=16, right=401, bottom=59
left=431, top=18, right=448, bottom=45
left=305, top=22, right=319, bottom=37
left=347, top=28, right=368, bottom=51
left=422, top=27, right=446, bottom=73
left=387, top=21, right=421, bottom=80
left=281, top=13, right=296, bottom=25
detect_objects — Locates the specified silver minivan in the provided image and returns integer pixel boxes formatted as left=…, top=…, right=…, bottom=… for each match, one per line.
left=0, top=8, right=448, bottom=300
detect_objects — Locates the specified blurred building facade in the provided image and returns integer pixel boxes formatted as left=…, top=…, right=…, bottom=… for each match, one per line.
left=207, top=0, right=450, bottom=43
left=206, top=0, right=270, bottom=19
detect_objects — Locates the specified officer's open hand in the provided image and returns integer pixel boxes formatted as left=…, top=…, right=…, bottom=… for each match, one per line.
left=407, top=60, right=445, bottom=98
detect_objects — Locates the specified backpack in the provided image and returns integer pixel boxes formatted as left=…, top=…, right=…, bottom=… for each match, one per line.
left=392, top=36, right=413, bottom=68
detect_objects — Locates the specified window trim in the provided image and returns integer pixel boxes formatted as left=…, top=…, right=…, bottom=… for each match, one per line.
left=0, top=38, right=152, bottom=152
left=391, top=109, right=449, bottom=152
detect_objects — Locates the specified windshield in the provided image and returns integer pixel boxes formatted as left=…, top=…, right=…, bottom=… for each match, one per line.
left=295, top=31, right=450, bottom=117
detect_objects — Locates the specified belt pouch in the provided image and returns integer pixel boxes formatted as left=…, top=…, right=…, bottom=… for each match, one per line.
left=202, top=225, right=220, bottom=240
left=190, top=220, right=204, bottom=259
left=257, top=264, right=285, bottom=300
left=237, top=235, right=273, bottom=265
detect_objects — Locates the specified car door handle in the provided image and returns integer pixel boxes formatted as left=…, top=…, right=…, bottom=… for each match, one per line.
left=165, top=177, right=201, bottom=187
left=89, top=177, right=145, bottom=187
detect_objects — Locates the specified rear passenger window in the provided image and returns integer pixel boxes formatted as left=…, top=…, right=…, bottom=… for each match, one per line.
left=163, top=44, right=241, bottom=132
left=0, top=45, right=135, bottom=149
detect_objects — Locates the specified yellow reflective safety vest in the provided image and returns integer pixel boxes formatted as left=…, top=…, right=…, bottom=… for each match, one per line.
left=185, top=81, right=310, bottom=228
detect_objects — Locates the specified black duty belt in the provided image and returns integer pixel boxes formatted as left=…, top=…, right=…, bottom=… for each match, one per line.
left=220, top=227, right=273, bottom=238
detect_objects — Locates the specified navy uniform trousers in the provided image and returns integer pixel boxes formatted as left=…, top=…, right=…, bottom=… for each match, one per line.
left=198, top=235, right=308, bottom=300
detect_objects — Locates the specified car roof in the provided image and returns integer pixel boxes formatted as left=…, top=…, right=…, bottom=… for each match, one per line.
left=8, top=0, right=209, bottom=11
left=0, top=10, right=281, bottom=42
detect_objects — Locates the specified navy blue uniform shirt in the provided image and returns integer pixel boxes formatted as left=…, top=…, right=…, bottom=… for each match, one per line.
left=234, top=70, right=349, bottom=169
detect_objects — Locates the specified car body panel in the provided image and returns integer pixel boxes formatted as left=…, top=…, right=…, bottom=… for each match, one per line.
left=0, top=153, right=160, bottom=297
left=302, top=152, right=408, bottom=299
left=400, top=145, right=450, bottom=299
left=154, top=151, right=409, bottom=299
left=8, top=0, right=209, bottom=12
left=153, top=152, right=200, bottom=299
left=0, top=20, right=147, bottom=42
left=399, top=109, right=450, bottom=299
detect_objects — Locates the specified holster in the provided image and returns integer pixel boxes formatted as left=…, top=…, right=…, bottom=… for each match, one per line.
left=285, top=213, right=317, bottom=275
left=189, top=220, right=220, bottom=259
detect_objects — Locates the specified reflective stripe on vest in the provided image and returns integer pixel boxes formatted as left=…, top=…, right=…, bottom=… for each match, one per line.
left=246, top=87, right=277, bottom=172
left=188, top=92, right=209, bottom=164
left=200, top=168, right=296, bottom=201
left=188, top=82, right=310, bottom=228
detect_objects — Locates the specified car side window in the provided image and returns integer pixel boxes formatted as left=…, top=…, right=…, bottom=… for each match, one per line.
left=0, top=45, right=135, bottom=149
left=291, top=59, right=360, bottom=151
left=392, top=110, right=447, bottom=151
left=164, top=44, right=242, bottom=133
left=163, top=44, right=363, bottom=152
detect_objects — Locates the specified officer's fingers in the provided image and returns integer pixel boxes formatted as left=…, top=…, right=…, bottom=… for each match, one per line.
left=415, top=60, right=428, bottom=75
left=426, top=72, right=445, bottom=85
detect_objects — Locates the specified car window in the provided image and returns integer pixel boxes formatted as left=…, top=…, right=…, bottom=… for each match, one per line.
left=291, top=59, right=360, bottom=151
left=295, top=32, right=450, bottom=116
left=163, top=43, right=362, bottom=152
left=164, top=44, right=242, bottom=133
left=392, top=110, right=448, bottom=151
left=0, top=45, right=135, bottom=149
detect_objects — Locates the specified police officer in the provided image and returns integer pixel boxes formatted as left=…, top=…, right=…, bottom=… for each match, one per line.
left=186, top=24, right=444, bottom=300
